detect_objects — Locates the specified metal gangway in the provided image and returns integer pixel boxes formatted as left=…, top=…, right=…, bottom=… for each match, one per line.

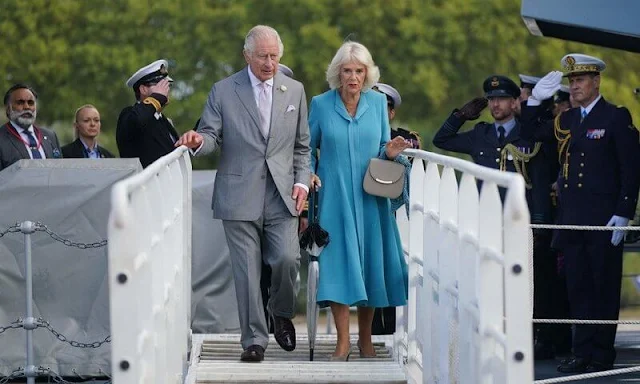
left=107, top=147, right=533, bottom=384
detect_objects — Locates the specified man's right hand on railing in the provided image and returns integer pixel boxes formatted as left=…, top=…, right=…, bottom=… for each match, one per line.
left=175, top=131, right=203, bottom=149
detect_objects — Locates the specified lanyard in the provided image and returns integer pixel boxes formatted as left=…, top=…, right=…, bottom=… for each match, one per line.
left=6, top=123, right=43, bottom=150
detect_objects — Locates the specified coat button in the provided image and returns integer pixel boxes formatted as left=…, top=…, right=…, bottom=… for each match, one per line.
left=581, top=152, right=585, bottom=157
left=480, top=151, right=484, bottom=155
left=578, top=183, right=583, bottom=188
left=496, top=148, right=501, bottom=151
left=564, top=184, right=568, bottom=188
left=495, top=158, right=500, bottom=163
left=580, top=163, right=584, bottom=167
left=579, top=173, right=583, bottom=177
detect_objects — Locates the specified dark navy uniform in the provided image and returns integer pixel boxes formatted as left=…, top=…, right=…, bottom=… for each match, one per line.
left=521, top=96, right=640, bottom=366
left=116, top=97, right=178, bottom=168
left=524, top=100, right=572, bottom=358
left=117, top=59, right=178, bottom=168
left=433, top=75, right=536, bottom=185
left=434, top=112, right=536, bottom=174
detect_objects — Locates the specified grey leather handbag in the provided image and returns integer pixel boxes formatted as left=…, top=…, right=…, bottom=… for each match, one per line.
left=363, top=158, right=405, bottom=199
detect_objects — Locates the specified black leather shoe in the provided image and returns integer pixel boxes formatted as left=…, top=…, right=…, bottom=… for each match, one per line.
left=586, top=361, right=614, bottom=372
left=273, top=316, right=296, bottom=351
left=557, top=357, right=590, bottom=373
left=240, top=345, right=265, bottom=362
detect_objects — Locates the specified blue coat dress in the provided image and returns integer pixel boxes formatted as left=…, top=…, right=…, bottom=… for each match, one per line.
left=309, top=89, right=408, bottom=308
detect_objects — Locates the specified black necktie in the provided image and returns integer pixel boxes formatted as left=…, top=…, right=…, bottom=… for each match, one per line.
left=497, top=126, right=506, bottom=146
left=26, top=130, right=42, bottom=159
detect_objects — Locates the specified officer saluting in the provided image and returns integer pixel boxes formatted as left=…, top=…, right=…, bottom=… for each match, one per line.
left=521, top=54, right=640, bottom=373
left=117, top=59, right=179, bottom=168
left=433, top=75, right=537, bottom=186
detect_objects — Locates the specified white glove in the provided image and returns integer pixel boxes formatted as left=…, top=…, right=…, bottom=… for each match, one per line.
left=606, top=215, right=630, bottom=246
left=531, top=71, right=563, bottom=101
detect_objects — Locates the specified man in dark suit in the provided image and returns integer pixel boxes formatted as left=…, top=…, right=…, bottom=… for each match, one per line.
left=1, top=84, right=62, bottom=171
left=116, top=59, right=179, bottom=168
left=433, top=75, right=537, bottom=184
left=62, top=104, right=115, bottom=159
left=521, top=54, right=640, bottom=373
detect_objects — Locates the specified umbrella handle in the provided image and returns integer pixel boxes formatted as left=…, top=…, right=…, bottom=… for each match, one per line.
left=309, top=189, right=320, bottom=224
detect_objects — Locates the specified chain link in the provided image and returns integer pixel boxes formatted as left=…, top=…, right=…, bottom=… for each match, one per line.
left=37, top=318, right=111, bottom=349
left=33, top=222, right=107, bottom=249
left=0, top=368, right=24, bottom=384
left=0, top=318, right=24, bottom=335
left=0, top=223, right=21, bottom=238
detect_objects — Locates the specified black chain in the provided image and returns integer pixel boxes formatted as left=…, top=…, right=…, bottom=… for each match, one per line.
left=0, top=223, right=21, bottom=238
left=0, top=318, right=24, bottom=334
left=34, top=222, right=107, bottom=249
left=37, top=318, right=111, bottom=348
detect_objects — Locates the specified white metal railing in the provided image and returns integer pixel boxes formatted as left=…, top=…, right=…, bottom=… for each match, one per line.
left=108, top=147, right=193, bottom=384
left=397, top=149, right=533, bottom=384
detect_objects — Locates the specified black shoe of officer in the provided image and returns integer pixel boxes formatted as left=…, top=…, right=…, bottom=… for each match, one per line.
left=557, top=357, right=590, bottom=373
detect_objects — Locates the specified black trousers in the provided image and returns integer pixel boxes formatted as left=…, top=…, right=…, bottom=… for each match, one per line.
left=560, top=230, right=623, bottom=364
left=533, top=230, right=572, bottom=353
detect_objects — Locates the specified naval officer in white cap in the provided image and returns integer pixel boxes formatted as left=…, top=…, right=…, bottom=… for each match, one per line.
left=522, top=53, right=640, bottom=373
left=116, top=59, right=180, bottom=168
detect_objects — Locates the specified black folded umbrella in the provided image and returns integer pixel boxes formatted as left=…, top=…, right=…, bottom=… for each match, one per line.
left=299, top=189, right=329, bottom=361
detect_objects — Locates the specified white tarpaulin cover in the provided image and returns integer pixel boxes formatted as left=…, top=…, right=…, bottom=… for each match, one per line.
left=190, top=170, right=240, bottom=334
left=0, top=159, right=141, bottom=377
left=0, top=161, right=240, bottom=378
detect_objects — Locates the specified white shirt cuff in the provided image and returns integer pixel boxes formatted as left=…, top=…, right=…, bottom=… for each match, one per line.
left=527, top=98, right=542, bottom=106
left=294, top=183, right=309, bottom=193
left=189, top=142, right=204, bottom=156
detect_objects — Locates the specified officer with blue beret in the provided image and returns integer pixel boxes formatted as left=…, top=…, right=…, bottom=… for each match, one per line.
left=521, top=53, right=640, bottom=373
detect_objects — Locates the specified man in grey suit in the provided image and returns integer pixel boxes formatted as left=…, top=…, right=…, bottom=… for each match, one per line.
left=1, top=84, right=62, bottom=171
left=176, top=25, right=310, bottom=362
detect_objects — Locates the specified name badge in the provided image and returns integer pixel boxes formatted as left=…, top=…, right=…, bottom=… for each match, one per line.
left=586, top=129, right=605, bottom=139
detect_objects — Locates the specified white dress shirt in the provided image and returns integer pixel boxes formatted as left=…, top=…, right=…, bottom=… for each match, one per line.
left=10, top=121, right=46, bottom=159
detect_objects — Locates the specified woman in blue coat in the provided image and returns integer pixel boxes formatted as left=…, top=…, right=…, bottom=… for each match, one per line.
left=309, top=41, right=410, bottom=360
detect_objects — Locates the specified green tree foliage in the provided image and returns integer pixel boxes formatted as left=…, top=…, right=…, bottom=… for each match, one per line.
left=1, top=0, right=639, bottom=164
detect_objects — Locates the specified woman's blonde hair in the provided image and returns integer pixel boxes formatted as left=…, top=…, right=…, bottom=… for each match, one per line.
left=73, top=104, right=98, bottom=139
left=326, top=41, right=380, bottom=91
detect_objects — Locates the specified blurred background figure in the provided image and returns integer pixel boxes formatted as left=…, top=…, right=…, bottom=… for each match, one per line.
left=1, top=83, right=62, bottom=171
left=61, top=105, right=115, bottom=158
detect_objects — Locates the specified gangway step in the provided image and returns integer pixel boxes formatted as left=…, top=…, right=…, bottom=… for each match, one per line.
left=188, top=334, right=408, bottom=384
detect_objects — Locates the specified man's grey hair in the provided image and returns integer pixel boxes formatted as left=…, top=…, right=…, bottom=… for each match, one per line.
left=326, top=41, right=380, bottom=90
left=243, top=25, right=284, bottom=59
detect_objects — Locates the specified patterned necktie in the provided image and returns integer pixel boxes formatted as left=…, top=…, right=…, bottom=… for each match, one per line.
left=258, top=82, right=271, bottom=137
left=497, top=125, right=506, bottom=147
left=26, top=130, right=42, bottom=159
left=581, top=109, right=587, bottom=123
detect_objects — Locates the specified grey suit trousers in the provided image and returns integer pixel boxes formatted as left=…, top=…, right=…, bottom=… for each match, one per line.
left=221, top=172, right=300, bottom=350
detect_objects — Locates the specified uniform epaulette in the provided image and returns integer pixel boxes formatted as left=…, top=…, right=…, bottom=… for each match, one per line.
left=143, top=96, right=162, bottom=112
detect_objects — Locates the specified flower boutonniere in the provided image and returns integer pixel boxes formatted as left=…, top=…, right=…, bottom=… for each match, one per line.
left=279, top=85, right=287, bottom=92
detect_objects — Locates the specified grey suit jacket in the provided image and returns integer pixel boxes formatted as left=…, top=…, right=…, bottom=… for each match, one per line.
left=197, top=67, right=311, bottom=221
left=0, top=123, right=62, bottom=171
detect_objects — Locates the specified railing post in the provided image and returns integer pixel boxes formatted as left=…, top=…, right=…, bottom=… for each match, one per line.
left=477, top=181, right=505, bottom=384
left=422, top=161, right=441, bottom=384
left=503, top=178, right=534, bottom=383
left=457, top=173, right=480, bottom=384
left=406, top=157, right=424, bottom=383
left=20, top=221, right=37, bottom=384
left=437, top=167, right=459, bottom=384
